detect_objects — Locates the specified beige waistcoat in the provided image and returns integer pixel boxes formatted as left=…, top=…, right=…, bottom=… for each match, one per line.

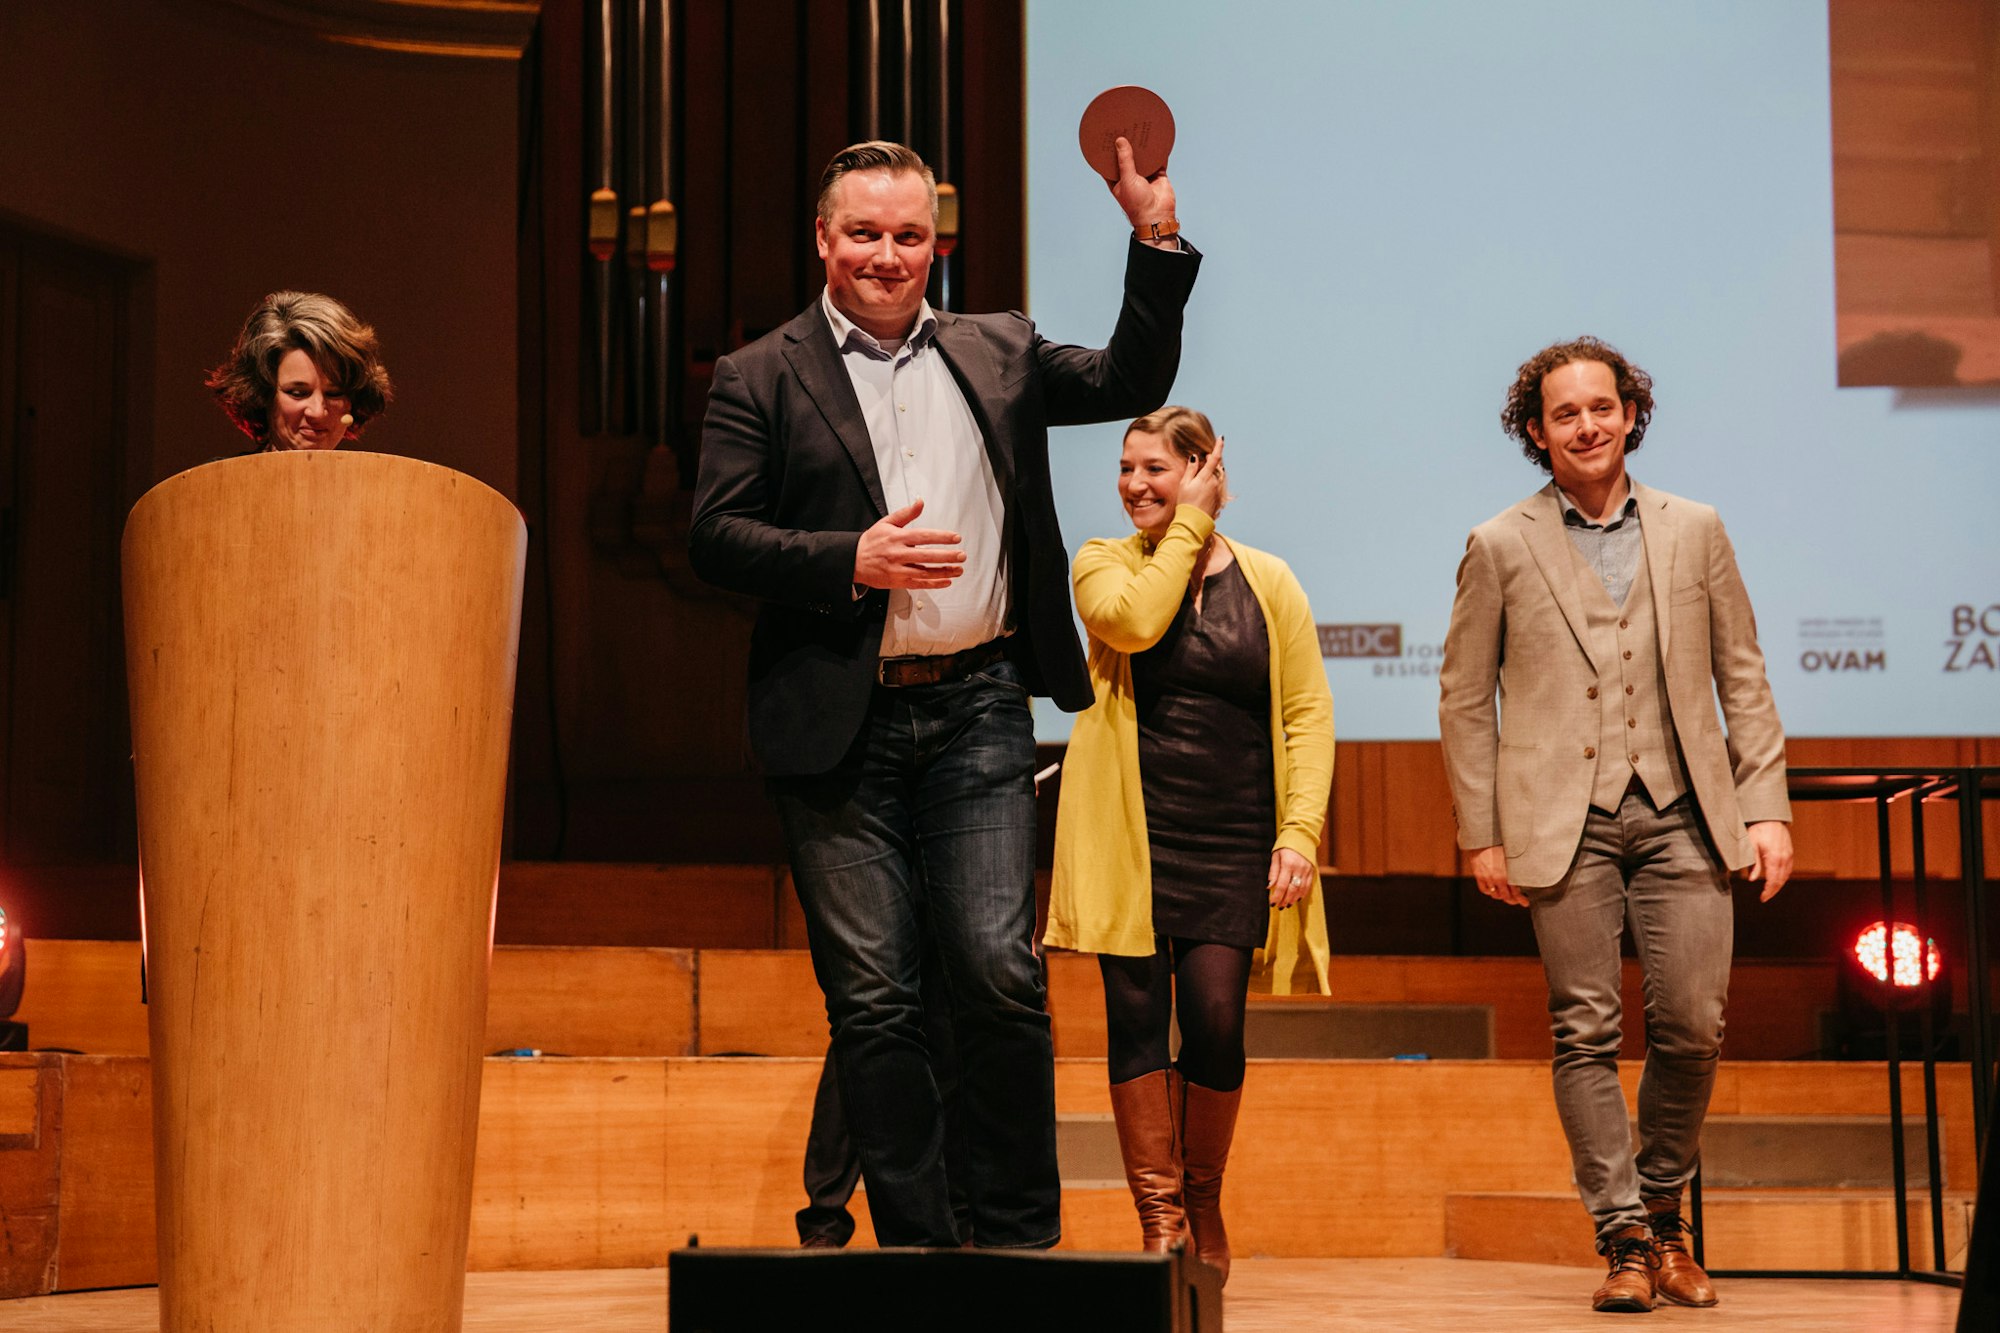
left=1570, top=538, right=1690, bottom=813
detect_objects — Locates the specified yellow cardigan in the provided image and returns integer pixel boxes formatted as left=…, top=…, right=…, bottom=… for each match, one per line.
left=1043, top=505, right=1335, bottom=994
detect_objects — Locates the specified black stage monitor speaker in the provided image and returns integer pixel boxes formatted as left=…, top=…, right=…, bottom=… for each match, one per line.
left=668, top=1244, right=1223, bottom=1332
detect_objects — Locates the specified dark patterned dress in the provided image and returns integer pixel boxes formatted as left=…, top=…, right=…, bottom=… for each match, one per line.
left=1130, top=558, right=1276, bottom=948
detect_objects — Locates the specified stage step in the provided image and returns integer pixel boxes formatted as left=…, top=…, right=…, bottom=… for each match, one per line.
left=1695, top=1115, right=1940, bottom=1189
left=1059, top=1109, right=1955, bottom=1223
left=18, top=940, right=1844, bottom=1063
left=1243, top=1001, right=1492, bottom=1059
left=1446, top=1189, right=1974, bottom=1272
left=0, top=1054, right=1975, bottom=1298
left=14, top=939, right=1866, bottom=1065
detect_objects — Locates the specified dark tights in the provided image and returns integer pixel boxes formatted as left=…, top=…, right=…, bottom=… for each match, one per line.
left=1099, top=938, right=1252, bottom=1092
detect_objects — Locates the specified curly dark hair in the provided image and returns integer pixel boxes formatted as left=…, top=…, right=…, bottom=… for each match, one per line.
left=1499, top=336, right=1654, bottom=471
left=205, top=291, right=393, bottom=448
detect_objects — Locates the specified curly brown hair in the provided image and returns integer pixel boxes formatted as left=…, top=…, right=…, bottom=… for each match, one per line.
left=1499, top=336, right=1653, bottom=471
left=205, top=291, right=393, bottom=448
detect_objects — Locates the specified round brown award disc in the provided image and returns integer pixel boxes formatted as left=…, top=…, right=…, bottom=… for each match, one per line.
left=1078, top=85, right=1175, bottom=181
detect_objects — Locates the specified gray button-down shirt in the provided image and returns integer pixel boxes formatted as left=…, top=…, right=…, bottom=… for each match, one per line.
left=1557, top=482, right=1643, bottom=607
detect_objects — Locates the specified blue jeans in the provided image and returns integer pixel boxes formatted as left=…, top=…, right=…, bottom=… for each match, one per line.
left=795, top=919, right=972, bottom=1247
left=1528, top=786, right=1734, bottom=1247
left=768, top=658, right=1058, bottom=1248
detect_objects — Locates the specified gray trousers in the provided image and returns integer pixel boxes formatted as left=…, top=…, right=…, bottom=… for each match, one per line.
left=1527, top=785, right=1734, bottom=1246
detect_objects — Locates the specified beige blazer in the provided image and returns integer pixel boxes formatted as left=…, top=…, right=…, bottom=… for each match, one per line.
left=1438, top=482, right=1790, bottom=889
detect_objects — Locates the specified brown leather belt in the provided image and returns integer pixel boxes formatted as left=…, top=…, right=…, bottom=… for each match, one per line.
left=876, top=637, right=1008, bottom=688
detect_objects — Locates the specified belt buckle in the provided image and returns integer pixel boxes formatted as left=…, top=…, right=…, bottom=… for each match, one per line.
left=877, top=654, right=929, bottom=687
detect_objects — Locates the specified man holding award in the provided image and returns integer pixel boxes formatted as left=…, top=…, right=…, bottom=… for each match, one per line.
left=690, top=128, right=1197, bottom=1248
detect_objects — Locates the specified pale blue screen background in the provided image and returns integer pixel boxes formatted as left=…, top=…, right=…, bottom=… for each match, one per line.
left=1025, top=0, right=1998, bottom=741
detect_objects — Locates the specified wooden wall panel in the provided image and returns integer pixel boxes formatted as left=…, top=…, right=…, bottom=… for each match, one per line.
left=496, top=863, right=784, bottom=947
left=1332, top=737, right=2000, bottom=881
left=1379, top=742, right=1461, bottom=877
left=0, top=1057, right=58, bottom=1298
left=1227, top=1061, right=1581, bottom=1259
left=660, top=1056, right=820, bottom=1245
left=1329, top=740, right=1382, bottom=875
left=1254, top=957, right=1829, bottom=1063
left=1723, top=962, right=1840, bottom=1063
left=0, top=1057, right=40, bottom=1134
left=1222, top=1059, right=1976, bottom=1260
left=469, top=1057, right=669, bottom=1270
left=1046, top=951, right=1107, bottom=1059
left=1285, top=958, right=1553, bottom=1062
left=11, top=939, right=148, bottom=1056
left=1716, top=1062, right=1979, bottom=1192
left=49, top=1055, right=154, bottom=1291
left=695, top=949, right=828, bottom=1056
left=775, top=868, right=811, bottom=949
left=1785, top=736, right=1985, bottom=881
left=12, top=941, right=1860, bottom=1065
left=7, top=1054, right=1981, bottom=1280
left=1052, top=1059, right=1132, bottom=1251
left=1448, top=1189, right=1972, bottom=1271
left=486, top=946, right=696, bottom=1057
left=510, top=738, right=2000, bottom=889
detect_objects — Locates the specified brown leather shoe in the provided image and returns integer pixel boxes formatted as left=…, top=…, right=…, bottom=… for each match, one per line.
left=1181, top=1079, right=1243, bottom=1285
left=1591, top=1225, right=1659, bottom=1313
left=1107, top=1069, right=1188, bottom=1252
left=1645, top=1198, right=1718, bottom=1307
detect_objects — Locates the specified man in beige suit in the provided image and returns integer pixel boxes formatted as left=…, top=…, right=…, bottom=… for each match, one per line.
left=1439, top=337, right=1793, bottom=1314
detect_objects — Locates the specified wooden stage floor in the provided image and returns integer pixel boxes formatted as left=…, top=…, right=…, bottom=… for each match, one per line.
left=3, top=1259, right=1962, bottom=1331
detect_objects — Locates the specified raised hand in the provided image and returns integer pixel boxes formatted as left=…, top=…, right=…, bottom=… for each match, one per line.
left=854, top=498, right=966, bottom=590
left=1179, top=437, right=1226, bottom=519
left=1109, top=135, right=1177, bottom=241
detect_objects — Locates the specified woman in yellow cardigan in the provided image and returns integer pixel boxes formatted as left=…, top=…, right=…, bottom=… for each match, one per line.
left=1045, top=406, right=1333, bottom=1283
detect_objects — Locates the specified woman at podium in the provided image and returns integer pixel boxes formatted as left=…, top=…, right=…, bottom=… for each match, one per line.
left=206, top=290, right=393, bottom=451
left=1045, top=406, right=1334, bottom=1285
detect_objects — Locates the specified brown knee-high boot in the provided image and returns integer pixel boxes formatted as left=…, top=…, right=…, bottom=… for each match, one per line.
left=1180, top=1079, right=1242, bottom=1283
left=1107, top=1068, right=1187, bottom=1251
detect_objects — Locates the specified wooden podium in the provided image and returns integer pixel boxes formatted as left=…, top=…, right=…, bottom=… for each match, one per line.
left=122, top=451, right=526, bottom=1331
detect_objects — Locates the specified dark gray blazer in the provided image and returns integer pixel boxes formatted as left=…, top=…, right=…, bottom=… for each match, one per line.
left=690, top=239, right=1201, bottom=776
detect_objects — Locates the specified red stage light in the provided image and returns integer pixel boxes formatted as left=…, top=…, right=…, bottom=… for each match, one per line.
left=1853, top=920, right=1941, bottom=988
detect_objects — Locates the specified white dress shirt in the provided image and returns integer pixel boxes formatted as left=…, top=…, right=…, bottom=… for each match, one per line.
left=822, top=289, right=1009, bottom=658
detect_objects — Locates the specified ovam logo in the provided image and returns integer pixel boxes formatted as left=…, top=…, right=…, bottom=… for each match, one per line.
left=1801, top=649, right=1884, bottom=672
